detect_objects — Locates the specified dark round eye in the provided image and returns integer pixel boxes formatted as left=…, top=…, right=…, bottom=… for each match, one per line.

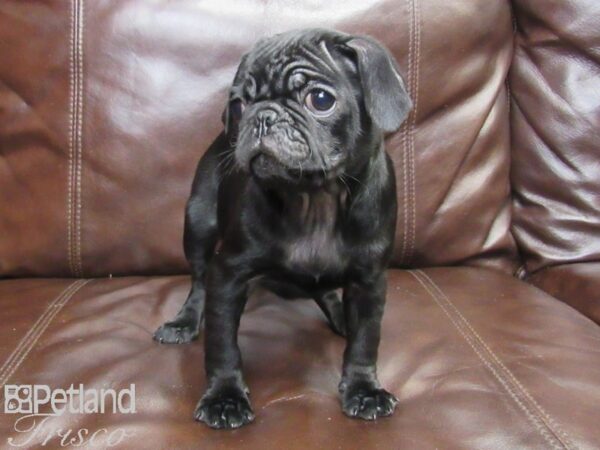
left=229, top=99, right=245, bottom=121
left=305, top=89, right=336, bottom=115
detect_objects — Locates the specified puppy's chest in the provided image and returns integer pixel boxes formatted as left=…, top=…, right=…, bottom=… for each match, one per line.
left=285, top=229, right=342, bottom=275
left=281, top=192, right=346, bottom=276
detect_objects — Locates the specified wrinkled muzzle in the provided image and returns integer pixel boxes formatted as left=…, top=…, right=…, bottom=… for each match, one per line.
left=235, top=103, right=310, bottom=172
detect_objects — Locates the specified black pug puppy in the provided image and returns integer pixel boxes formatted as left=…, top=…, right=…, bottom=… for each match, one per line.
left=154, top=28, right=412, bottom=429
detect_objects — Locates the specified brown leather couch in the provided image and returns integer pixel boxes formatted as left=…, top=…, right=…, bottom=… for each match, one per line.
left=1, top=1, right=599, bottom=448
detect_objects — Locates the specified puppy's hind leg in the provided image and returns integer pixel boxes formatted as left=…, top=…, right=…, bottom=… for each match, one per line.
left=154, top=135, right=225, bottom=344
left=314, top=290, right=346, bottom=337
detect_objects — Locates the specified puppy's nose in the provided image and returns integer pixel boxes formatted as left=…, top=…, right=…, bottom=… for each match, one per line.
left=255, top=109, right=278, bottom=138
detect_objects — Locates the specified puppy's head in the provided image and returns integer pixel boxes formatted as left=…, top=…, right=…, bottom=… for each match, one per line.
left=223, top=28, right=412, bottom=188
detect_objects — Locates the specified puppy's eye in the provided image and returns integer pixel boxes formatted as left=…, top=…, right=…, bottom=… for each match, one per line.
left=304, top=89, right=336, bottom=115
left=230, top=99, right=245, bottom=121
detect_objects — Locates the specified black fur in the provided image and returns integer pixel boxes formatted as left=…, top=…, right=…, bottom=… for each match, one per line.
left=154, top=28, right=412, bottom=429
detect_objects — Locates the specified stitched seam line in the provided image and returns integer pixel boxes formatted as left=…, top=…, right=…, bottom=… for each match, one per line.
left=67, top=0, right=84, bottom=277
left=409, top=270, right=574, bottom=450
left=409, top=271, right=566, bottom=449
left=0, top=281, right=87, bottom=387
left=0, top=281, right=80, bottom=379
left=67, top=0, right=77, bottom=277
left=400, top=0, right=415, bottom=265
left=0, top=280, right=90, bottom=388
left=416, top=270, right=576, bottom=449
left=406, top=0, right=420, bottom=264
left=75, top=0, right=85, bottom=277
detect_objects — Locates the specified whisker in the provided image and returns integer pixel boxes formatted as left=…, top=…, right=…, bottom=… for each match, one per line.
left=216, top=151, right=235, bottom=172
left=343, top=172, right=363, bottom=187
left=216, top=150, right=238, bottom=183
left=338, top=174, right=351, bottom=196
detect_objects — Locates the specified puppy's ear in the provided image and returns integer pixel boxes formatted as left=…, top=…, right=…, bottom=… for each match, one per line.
left=221, top=106, right=229, bottom=132
left=223, top=53, right=250, bottom=134
left=345, top=36, right=412, bottom=133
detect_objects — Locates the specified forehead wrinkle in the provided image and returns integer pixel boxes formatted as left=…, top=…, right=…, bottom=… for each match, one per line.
left=278, top=46, right=332, bottom=89
left=319, top=40, right=341, bottom=73
left=297, top=46, right=339, bottom=82
left=290, top=68, right=330, bottom=86
left=249, top=38, right=289, bottom=76
left=282, top=59, right=335, bottom=93
left=254, top=37, right=285, bottom=62
left=245, top=35, right=344, bottom=97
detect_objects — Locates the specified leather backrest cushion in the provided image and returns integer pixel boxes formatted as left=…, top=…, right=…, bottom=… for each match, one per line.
left=510, top=0, right=600, bottom=275
left=0, top=0, right=518, bottom=277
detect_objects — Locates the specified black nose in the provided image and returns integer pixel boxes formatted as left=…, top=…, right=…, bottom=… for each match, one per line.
left=255, top=109, right=278, bottom=138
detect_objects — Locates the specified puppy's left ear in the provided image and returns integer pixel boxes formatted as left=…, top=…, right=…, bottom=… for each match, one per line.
left=345, top=36, right=412, bottom=133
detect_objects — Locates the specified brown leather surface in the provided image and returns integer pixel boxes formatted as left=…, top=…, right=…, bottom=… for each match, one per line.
left=527, top=262, right=600, bottom=324
left=1, top=2, right=598, bottom=447
left=510, top=1, right=600, bottom=273
left=0, top=279, right=79, bottom=369
left=0, top=2, right=72, bottom=276
left=1, top=268, right=599, bottom=449
left=0, top=0, right=518, bottom=277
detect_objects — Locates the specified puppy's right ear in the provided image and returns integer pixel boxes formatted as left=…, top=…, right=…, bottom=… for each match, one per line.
left=223, top=53, right=250, bottom=135
left=345, top=36, right=412, bottom=133
left=221, top=106, right=229, bottom=133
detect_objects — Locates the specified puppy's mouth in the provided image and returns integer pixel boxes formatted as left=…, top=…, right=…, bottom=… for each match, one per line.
left=250, top=152, right=342, bottom=187
left=238, top=122, right=342, bottom=187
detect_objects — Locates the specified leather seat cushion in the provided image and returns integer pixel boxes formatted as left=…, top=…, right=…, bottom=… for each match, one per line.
left=527, top=262, right=600, bottom=325
left=1, top=267, right=599, bottom=448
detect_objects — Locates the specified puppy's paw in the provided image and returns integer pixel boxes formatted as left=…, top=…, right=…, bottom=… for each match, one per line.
left=194, top=388, right=254, bottom=429
left=341, top=382, right=397, bottom=420
left=153, top=316, right=199, bottom=344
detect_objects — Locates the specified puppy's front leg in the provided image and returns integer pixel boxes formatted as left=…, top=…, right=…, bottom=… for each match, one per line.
left=194, top=254, right=254, bottom=429
left=339, top=273, right=397, bottom=420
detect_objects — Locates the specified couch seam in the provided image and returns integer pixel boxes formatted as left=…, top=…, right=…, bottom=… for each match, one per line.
left=67, top=0, right=84, bottom=278
left=399, top=0, right=413, bottom=265
left=75, top=0, right=85, bottom=277
left=409, top=270, right=575, bottom=450
left=67, top=0, right=76, bottom=277
left=400, top=0, right=420, bottom=266
left=0, top=282, right=78, bottom=381
left=417, top=270, right=576, bottom=449
left=406, top=0, right=420, bottom=265
left=400, top=0, right=415, bottom=264
left=0, top=280, right=90, bottom=389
